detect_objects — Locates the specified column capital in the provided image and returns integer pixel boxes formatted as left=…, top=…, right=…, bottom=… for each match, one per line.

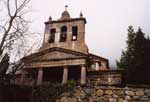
left=80, top=64, right=87, bottom=67
left=63, top=65, right=68, bottom=68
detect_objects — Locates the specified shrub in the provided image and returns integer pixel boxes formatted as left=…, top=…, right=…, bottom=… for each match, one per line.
left=32, top=81, right=76, bottom=102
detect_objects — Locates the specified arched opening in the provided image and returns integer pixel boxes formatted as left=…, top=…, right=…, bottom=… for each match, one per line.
left=72, top=26, right=78, bottom=41
left=48, top=28, right=56, bottom=43
left=60, top=26, right=67, bottom=42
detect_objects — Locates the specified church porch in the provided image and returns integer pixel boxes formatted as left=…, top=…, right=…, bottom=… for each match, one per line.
left=21, top=65, right=87, bottom=85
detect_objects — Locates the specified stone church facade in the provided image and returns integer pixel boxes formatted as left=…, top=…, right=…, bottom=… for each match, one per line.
left=19, top=7, right=121, bottom=86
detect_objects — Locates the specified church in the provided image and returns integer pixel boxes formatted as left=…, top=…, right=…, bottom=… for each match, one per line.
left=19, top=6, right=121, bottom=86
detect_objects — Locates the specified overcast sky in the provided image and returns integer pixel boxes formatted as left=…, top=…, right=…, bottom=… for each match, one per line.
left=28, top=0, right=150, bottom=68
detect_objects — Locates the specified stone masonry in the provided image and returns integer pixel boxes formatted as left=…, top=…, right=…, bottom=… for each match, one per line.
left=57, top=86, right=150, bottom=102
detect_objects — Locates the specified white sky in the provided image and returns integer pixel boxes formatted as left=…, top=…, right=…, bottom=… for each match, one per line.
left=28, top=0, right=150, bottom=68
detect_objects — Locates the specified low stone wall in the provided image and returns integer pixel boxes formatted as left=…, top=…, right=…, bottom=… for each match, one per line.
left=56, top=86, right=150, bottom=102
left=88, top=70, right=122, bottom=85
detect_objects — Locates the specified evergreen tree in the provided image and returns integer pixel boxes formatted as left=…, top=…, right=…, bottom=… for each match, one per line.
left=117, top=26, right=150, bottom=84
left=130, top=28, right=145, bottom=84
left=116, top=26, right=136, bottom=83
left=142, top=35, right=150, bottom=84
left=117, top=26, right=135, bottom=68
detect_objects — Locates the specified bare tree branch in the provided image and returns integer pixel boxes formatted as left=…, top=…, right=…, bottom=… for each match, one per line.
left=0, top=0, right=41, bottom=83
left=7, top=0, right=12, bottom=17
left=0, top=0, right=31, bottom=54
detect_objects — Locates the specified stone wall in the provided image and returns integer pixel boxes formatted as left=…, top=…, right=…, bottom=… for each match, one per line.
left=88, top=70, right=122, bottom=85
left=56, top=86, right=150, bottom=102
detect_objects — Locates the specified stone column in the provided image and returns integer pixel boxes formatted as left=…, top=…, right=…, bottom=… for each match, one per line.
left=62, top=66, right=68, bottom=84
left=95, top=62, right=100, bottom=71
left=37, top=68, right=43, bottom=85
left=80, top=65, right=86, bottom=85
left=101, top=62, right=107, bottom=70
left=21, top=70, right=26, bottom=85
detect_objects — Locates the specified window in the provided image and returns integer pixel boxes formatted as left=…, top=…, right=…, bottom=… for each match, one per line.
left=98, top=62, right=101, bottom=66
left=91, top=63, right=96, bottom=70
left=48, top=29, right=56, bottom=43
left=60, top=26, right=67, bottom=42
left=72, top=26, right=78, bottom=41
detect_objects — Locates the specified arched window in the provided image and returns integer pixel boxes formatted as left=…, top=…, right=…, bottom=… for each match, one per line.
left=72, top=26, right=78, bottom=41
left=48, top=29, right=56, bottom=43
left=60, top=26, right=67, bottom=42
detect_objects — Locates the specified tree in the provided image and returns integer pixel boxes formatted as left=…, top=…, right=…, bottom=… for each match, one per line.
left=117, top=26, right=136, bottom=69
left=129, top=28, right=145, bottom=84
left=0, top=54, right=9, bottom=84
left=117, top=26, right=137, bottom=83
left=0, top=0, right=31, bottom=54
left=0, top=0, right=41, bottom=84
left=117, top=26, right=150, bottom=84
left=0, top=0, right=28, bottom=81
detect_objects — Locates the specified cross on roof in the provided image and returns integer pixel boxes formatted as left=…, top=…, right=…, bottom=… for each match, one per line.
left=65, top=5, right=68, bottom=11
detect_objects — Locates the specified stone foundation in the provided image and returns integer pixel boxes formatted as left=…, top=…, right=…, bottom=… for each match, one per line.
left=57, top=86, right=150, bottom=102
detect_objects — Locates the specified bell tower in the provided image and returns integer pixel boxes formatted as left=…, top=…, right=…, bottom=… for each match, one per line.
left=40, top=6, right=89, bottom=54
